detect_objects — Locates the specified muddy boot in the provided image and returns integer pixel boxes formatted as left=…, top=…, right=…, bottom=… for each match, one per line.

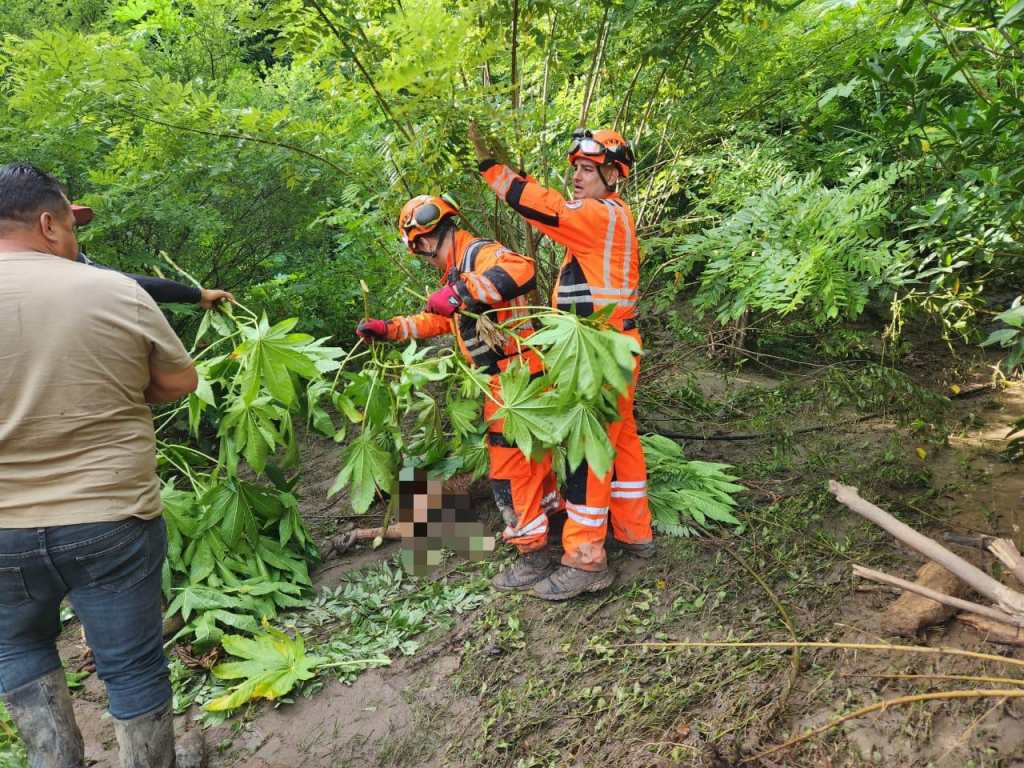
left=617, top=540, right=656, bottom=559
left=531, top=565, right=615, bottom=601
left=0, top=668, right=85, bottom=768
left=491, top=550, right=555, bottom=592
left=175, top=726, right=207, bottom=768
left=113, top=703, right=176, bottom=768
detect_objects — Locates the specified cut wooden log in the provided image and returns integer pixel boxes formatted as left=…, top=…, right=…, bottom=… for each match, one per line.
left=959, top=613, right=1024, bottom=647
left=880, top=562, right=966, bottom=636
left=989, top=538, right=1024, bottom=587
left=831, top=481, right=1024, bottom=617
left=853, top=565, right=1024, bottom=628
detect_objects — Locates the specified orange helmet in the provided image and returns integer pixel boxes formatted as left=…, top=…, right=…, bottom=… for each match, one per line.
left=567, top=128, right=635, bottom=178
left=397, top=194, right=460, bottom=252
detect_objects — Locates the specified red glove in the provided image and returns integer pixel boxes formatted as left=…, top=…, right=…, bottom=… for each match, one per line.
left=425, top=284, right=463, bottom=317
left=356, top=318, right=387, bottom=340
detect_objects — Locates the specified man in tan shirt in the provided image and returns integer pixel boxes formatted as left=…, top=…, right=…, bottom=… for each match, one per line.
left=0, top=163, right=198, bottom=767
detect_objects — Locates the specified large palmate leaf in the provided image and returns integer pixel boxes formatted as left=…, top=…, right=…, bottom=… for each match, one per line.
left=525, top=313, right=639, bottom=400
left=233, top=315, right=322, bottom=406
left=201, top=481, right=259, bottom=547
left=491, top=365, right=562, bottom=459
left=554, top=400, right=617, bottom=477
left=329, top=430, right=395, bottom=514
left=205, top=625, right=326, bottom=712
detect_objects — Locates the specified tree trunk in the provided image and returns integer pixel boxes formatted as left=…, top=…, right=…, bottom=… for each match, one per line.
left=579, top=7, right=610, bottom=128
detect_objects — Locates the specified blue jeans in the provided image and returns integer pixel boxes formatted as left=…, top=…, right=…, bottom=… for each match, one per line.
left=0, top=517, right=171, bottom=720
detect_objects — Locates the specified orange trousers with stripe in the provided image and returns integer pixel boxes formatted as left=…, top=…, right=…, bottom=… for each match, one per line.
left=484, top=373, right=560, bottom=554
left=562, top=337, right=653, bottom=571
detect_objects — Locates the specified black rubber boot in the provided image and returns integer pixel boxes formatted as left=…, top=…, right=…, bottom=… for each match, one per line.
left=530, top=565, right=615, bottom=601
left=113, top=703, right=177, bottom=768
left=491, top=550, right=555, bottom=592
left=0, top=667, right=85, bottom=768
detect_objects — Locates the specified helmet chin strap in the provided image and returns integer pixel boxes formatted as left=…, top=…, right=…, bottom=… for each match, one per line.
left=596, top=164, right=617, bottom=192
left=419, top=225, right=454, bottom=262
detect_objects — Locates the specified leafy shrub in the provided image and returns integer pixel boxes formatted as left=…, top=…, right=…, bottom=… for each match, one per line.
left=981, top=296, right=1024, bottom=375
left=674, top=160, right=914, bottom=327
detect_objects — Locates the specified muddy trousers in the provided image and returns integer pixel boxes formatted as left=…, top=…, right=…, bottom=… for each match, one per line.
left=562, top=350, right=654, bottom=572
left=484, top=374, right=561, bottom=554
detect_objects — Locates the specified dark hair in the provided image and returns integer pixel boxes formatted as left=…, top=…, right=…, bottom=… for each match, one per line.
left=0, top=163, right=69, bottom=225
left=434, top=216, right=456, bottom=240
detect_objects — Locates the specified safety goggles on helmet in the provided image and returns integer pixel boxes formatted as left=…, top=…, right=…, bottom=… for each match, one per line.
left=568, top=130, right=608, bottom=159
left=398, top=193, right=460, bottom=253
left=568, top=128, right=635, bottom=179
left=403, top=201, right=442, bottom=232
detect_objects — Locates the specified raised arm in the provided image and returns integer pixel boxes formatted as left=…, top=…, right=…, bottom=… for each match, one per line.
left=478, top=161, right=596, bottom=253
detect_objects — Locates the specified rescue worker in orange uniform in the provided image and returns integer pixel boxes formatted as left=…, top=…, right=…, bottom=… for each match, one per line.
left=471, top=127, right=655, bottom=601
left=356, top=195, right=562, bottom=591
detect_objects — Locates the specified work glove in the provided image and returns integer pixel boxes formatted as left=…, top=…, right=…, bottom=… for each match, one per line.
left=425, top=284, right=463, bottom=317
left=356, top=318, right=388, bottom=340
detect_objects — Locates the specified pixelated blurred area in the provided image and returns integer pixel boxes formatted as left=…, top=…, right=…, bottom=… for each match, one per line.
left=396, top=466, right=495, bottom=576
left=317, top=467, right=497, bottom=574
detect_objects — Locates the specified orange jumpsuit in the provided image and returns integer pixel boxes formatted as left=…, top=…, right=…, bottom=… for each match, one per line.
left=384, top=229, right=559, bottom=553
left=480, top=161, right=654, bottom=571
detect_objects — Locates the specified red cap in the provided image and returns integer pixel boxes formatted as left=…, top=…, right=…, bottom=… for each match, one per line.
left=71, top=204, right=94, bottom=226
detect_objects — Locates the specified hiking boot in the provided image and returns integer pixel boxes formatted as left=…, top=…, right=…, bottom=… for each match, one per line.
left=617, top=540, right=656, bottom=559
left=113, top=703, right=176, bottom=768
left=491, top=550, right=555, bottom=592
left=530, top=565, right=615, bottom=601
left=0, top=667, right=85, bottom=768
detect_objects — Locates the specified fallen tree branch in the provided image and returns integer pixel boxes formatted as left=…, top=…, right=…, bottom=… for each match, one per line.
left=319, top=525, right=402, bottom=558
left=840, top=672, right=1024, bottom=687
left=944, top=531, right=998, bottom=550
left=830, top=481, right=1024, bottom=617
left=627, top=639, right=1024, bottom=670
left=853, top=565, right=1024, bottom=628
left=645, top=414, right=879, bottom=442
left=741, top=689, right=1024, bottom=764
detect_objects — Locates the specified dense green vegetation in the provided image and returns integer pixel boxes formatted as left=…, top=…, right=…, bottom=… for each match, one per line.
left=3, top=0, right=1024, bottom=763
left=2, top=0, right=1022, bottom=348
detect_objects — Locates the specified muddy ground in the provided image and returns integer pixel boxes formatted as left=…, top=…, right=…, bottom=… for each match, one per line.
left=55, top=334, right=1024, bottom=768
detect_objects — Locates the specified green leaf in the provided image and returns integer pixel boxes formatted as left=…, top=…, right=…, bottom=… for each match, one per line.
left=202, top=481, right=258, bottom=547
left=446, top=396, right=480, bottom=437
left=205, top=625, right=326, bottom=712
left=982, top=328, right=1019, bottom=347
left=555, top=400, right=616, bottom=476
left=492, top=365, right=562, bottom=458
left=233, top=315, right=324, bottom=407
left=526, top=314, right=638, bottom=400
left=329, top=431, right=395, bottom=514
left=1000, top=0, right=1024, bottom=28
